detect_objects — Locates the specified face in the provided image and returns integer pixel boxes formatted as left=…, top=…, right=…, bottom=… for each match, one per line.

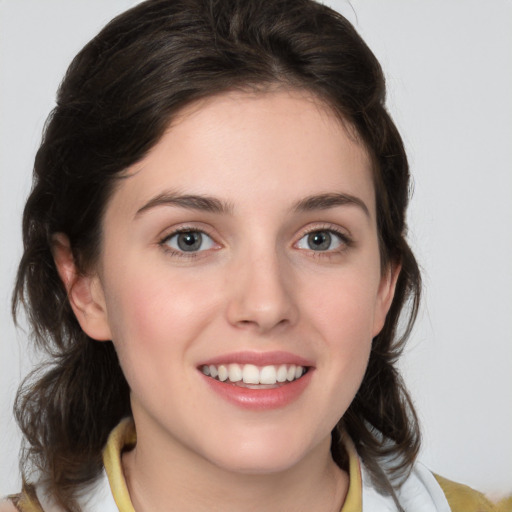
left=72, top=89, right=397, bottom=474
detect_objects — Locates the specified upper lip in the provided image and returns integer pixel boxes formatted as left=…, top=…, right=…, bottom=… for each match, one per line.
left=198, top=350, right=314, bottom=368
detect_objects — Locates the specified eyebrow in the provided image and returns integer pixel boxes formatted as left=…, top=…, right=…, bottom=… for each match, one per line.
left=135, top=192, right=234, bottom=218
left=135, top=191, right=369, bottom=218
left=293, top=193, right=370, bottom=217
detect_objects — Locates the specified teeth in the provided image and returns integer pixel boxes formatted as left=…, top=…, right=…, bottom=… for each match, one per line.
left=276, top=364, right=288, bottom=382
left=228, top=363, right=242, bottom=382
left=259, top=365, right=277, bottom=385
left=201, top=363, right=307, bottom=385
left=218, top=365, right=228, bottom=382
left=243, top=364, right=260, bottom=384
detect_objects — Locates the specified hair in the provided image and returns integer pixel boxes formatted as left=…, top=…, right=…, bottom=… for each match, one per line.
left=12, top=0, right=421, bottom=510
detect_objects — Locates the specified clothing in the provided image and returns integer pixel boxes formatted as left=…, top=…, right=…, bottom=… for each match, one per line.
left=10, top=418, right=505, bottom=512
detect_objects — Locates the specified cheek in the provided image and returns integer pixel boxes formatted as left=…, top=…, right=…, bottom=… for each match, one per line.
left=102, top=265, right=221, bottom=372
left=303, top=270, right=381, bottom=342
left=300, top=268, right=379, bottom=394
left=296, top=280, right=376, bottom=441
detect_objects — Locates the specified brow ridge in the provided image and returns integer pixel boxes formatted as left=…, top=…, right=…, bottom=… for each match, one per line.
left=135, top=191, right=368, bottom=218
left=135, top=192, right=233, bottom=217
left=293, top=193, right=370, bottom=217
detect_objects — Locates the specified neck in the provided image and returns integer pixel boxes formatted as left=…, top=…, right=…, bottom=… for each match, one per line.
left=122, top=420, right=348, bottom=512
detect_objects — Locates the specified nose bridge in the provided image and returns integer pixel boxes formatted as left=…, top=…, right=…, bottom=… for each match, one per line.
left=226, top=239, right=298, bottom=332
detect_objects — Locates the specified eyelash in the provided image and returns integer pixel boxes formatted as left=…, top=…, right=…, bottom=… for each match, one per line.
left=158, top=225, right=353, bottom=259
left=295, top=225, right=353, bottom=256
left=158, top=226, right=218, bottom=259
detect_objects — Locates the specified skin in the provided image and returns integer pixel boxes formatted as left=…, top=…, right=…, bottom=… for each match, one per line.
left=54, top=89, right=399, bottom=512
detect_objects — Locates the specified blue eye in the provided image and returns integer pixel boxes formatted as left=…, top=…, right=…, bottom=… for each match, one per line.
left=164, top=230, right=216, bottom=252
left=296, top=230, right=345, bottom=251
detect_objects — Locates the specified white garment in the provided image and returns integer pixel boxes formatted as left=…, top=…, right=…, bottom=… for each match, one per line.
left=361, top=461, right=451, bottom=511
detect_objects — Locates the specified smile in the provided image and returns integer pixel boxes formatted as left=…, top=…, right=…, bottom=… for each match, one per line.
left=198, top=352, right=314, bottom=409
left=201, top=363, right=307, bottom=386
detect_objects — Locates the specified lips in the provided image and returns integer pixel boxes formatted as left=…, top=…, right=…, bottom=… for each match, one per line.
left=198, top=351, right=314, bottom=409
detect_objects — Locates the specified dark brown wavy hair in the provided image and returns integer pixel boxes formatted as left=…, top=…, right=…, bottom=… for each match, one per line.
left=12, top=0, right=421, bottom=510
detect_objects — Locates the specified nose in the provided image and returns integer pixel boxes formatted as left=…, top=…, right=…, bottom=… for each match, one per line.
left=225, top=250, right=299, bottom=334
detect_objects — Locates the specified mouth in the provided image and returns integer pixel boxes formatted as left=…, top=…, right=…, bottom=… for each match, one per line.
left=198, top=352, right=314, bottom=409
left=200, top=363, right=309, bottom=388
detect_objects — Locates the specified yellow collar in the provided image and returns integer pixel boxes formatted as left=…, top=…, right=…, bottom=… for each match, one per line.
left=102, top=418, right=362, bottom=512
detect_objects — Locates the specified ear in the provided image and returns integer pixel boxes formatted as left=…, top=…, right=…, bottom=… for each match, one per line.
left=52, top=233, right=112, bottom=341
left=372, top=261, right=401, bottom=337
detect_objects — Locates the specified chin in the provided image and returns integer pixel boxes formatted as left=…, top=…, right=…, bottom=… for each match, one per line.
left=212, top=451, right=304, bottom=475
left=202, top=430, right=323, bottom=475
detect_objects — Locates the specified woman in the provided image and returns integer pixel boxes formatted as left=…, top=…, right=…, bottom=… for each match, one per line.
left=1, top=0, right=506, bottom=511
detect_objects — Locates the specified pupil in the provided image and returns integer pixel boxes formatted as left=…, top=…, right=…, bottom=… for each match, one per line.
left=177, top=232, right=202, bottom=251
left=308, top=231, right=331, bottom=251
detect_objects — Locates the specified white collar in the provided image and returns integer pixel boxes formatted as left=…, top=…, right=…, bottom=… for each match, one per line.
left=361, top=459, right=451, bottom=511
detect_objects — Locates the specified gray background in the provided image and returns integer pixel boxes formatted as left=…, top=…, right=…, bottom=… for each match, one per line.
left=1, top=0, right=511, bottom=499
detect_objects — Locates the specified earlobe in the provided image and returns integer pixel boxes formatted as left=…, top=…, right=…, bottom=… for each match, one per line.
left=52, top=233, right=112, bottom=341
left=372, top=262, right=401, bottom=337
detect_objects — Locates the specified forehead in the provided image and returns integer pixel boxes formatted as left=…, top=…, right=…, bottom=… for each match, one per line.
left=108, top=89, right=375, bottom=220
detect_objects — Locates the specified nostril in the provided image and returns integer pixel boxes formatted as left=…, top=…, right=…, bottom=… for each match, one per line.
left=225, top=276, right=299, bottom=332
left=237, top=319, right=257, bottom=327
left=235, top=317, right=291, bottom=332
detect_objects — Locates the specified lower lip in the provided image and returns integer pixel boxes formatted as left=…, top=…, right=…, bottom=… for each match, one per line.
left=200, top=370, right=313, bottom=410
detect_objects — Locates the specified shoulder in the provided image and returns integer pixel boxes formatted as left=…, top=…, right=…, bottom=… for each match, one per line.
left=360, top=458, right=453, bottom=511
left=0, top=499, right=20, bottom=512
left=0, top=488, right=44, bottom=512
left=360, top=451, right=509, bottom=512
left=1, top=472, right=116, bottom=512
left=435, top=474, right=511, bottom=512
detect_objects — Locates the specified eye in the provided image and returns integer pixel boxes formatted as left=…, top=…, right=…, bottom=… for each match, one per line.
left=295, top=230, right=346, bottom=251
left=163, top=230, right=217, bottom=252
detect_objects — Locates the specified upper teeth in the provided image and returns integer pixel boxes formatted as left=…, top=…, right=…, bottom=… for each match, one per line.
left=202, top=363, right=305, bottom=385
